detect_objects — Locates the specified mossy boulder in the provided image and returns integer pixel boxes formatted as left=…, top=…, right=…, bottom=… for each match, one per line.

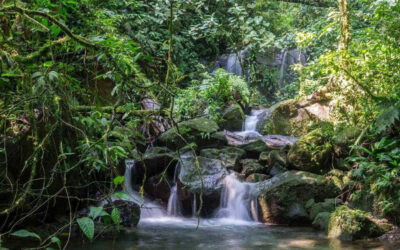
left=104, top=200, right=141, bottom=227
left=328, top=206, right=385, bottom=241
left=312, top=212, right=331, bottom=231
left=200, top=147, right=246, bottom=171
left=158, top=118, right=226, bottom=149
left=239, top=139, right=268, bottom=158
left=220, top=104, right=245, bottom=131
left=287, top=126, right=333, bottom=174
left=256, top=171, right=340, bottom=224
left=260, top=97, right=332, bottom=137
left=307, top=198, right=342, bottom=221
left=178, top=152, right=228, bottom=195
left=240, top=159, right=267, bottom=177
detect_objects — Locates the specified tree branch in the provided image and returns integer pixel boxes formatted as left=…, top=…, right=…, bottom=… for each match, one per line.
left=1, top=5, right=100, bottom=49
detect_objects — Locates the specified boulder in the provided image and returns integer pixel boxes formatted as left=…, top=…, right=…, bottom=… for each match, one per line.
left=267, top=150, right=287, bottom=167
left=158, top=118, right=226, bottom=149
left=144, top=174, right=171, bottom=203
left=256, top=171, right=340, bottom=224
left=141, top=147, right=176, bottom=176
left=104, top=200, right=140, bottom=227
left=328, top=206, right=385, bottom=240
left=245, top=173, right=270, bottom=182
left=307, top=198, right=342, bottom=221
left=312, top=212, right=331, bottom=231
left=239, top=139, right=268, bottom=158
left=200, top=147, right=246, bottom=171
left=178, top=152, right=228, bottom=195
left=287, top=126, right=333, bottom=174
left=240, top=159, right=267, bottom=177
left=220, top=104, right=245, bottom=131
left=260, top=96, right=332, bottom=137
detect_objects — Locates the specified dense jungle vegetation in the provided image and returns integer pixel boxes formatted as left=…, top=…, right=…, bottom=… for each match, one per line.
left=1, top=0, right=400, bottom=249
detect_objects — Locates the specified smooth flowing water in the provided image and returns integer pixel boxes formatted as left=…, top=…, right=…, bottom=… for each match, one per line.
left=68, top=113, right=389, bottom=249
left=69, top=219, right=386, bottom=250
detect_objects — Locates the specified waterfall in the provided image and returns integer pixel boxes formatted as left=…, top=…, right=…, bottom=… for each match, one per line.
left=123, top=160, right=165, bottom=219
left=167, top=164, right=181, bottom=216
left=278, top=50, right=288, bottom=89
left=234, top=109, right=265, bottom=139
left=215, top=173, right=258, bottom=221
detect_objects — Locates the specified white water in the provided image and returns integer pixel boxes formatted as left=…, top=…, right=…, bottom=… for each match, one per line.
left=123, top=160, right=165, bottom=219
left=167, top=163, right=181, bottom=216
left=234, top=109, right=264, bottom=139
left=215, top=173, right=258, bottom=221
left=122, top=109, right=265, bottom=225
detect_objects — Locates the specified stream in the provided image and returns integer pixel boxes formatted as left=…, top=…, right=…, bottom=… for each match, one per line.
left=70, top=111, right=388, bottom=250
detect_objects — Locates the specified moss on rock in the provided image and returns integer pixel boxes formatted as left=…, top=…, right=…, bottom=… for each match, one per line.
left=287, top=126, right=334, bottom=174
left=328, top=206, right=385, bottom=241
left=220, top=104, right=245, bottom=131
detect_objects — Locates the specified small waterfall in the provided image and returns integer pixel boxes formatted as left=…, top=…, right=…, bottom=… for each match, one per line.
left=278, top=50, right=288, bottom=89
left=167, top=164, right=181, bottom=216
left=226, top=53, right=242, bottom=76
left=123, top=160, right=165, bottom=219
left=234, top=109, right=265, bottom=139
left=215, top=173, right=257, bottom=221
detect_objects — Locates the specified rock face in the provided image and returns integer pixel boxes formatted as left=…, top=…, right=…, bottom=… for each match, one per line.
left=256, top=171, right=340, bottom=224
left=240, top=159, right=267, bottom=177
left=104, top=200, right=141, bottom=227
left=239, top=139, right=268, bottom=158
left=260, top=93, right=332, bottom=137
left=178, top=152, right=228, bottom=195
left=328, top=206, right=385, bottom=241
left=220, top=104, right=245, bottom=131
left=158, top=118, right=226, bottom=149
left=287, top=127, right=333, bottom=174
left=200, top=147, right=246, bottom=171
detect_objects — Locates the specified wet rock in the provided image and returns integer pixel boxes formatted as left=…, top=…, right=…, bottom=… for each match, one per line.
left=178, top=152, right=228, bottom=195
left=104, top=200, right=141, bottom=227
left=141, top=147, right=176, bottom=177
left=144, top=174, right=171, bottom=203
left=269, top=164, right=287, bottom=177
left=200, top=147, right=246, bottom=171
left=239, top=139, right=268, bottom=158
left=240, top=159, right=267, bottom=177
left=245, top=173, right=270, bottom=183
left=267, top=150, right=287, bottom=167
left=220, top=104, right=245, bottom=131
left=328, top=206, right=385, bottom=241
left=256, top=171, right=340, bottom=224
left=260, top=97, right=332, bottom=137
left=158, top=118, right=226, bottom=150
left=287, top=126, right=334, bottom=174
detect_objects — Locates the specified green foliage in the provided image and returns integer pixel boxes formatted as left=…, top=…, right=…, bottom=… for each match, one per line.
left=174, top=69, right=249, bottom=122
left=347, top=136, right=400, bottom=218
left=10, top=230, right=41, bottom=242
left=77, top=217, right=95, bottom=241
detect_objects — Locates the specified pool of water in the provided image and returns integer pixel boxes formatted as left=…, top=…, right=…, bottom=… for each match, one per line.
left=69, top=217, right=386, bottom=250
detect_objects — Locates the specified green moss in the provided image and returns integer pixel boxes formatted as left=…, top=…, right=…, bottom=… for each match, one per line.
left=313, top=212, right=331, bottom=231
left=328, top=206, right=384, bottom=241
left=287, top=127, right=334, bottom=174
left=220, top=104, right=245, bottom=131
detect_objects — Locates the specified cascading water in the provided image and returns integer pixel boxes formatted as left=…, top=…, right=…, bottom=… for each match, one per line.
left=123, top=160, right=165, bottom=219
left=234, top=109, right=265, bottom=139
left=167, top=164, right=181, bottom=216
left=215, top=173, right=258, bottom=221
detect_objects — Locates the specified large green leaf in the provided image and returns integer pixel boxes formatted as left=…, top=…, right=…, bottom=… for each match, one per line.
left=10, top=229, right=41, bottom=242
left=89, top=206, right=106, bottom=220
left=77, top=217, right=94, bottom=241
left=113, top=176, right=125, bottom=186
